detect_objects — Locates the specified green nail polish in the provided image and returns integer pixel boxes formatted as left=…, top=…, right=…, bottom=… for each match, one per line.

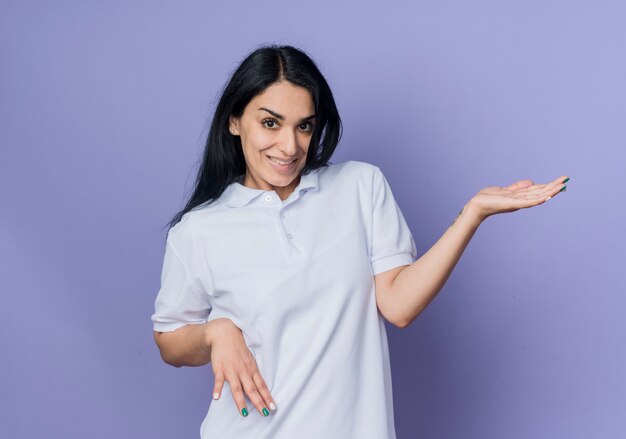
left=241, top=408, right=248, bottom=417
left=562, top=177, right=569, bottom=183
left=262, top=408, right=270, bottom=416
left=559, top=185, right=567, bottom=192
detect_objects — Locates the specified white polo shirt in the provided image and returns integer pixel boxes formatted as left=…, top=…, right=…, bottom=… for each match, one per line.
left=152, top=160, right=418, bottom=439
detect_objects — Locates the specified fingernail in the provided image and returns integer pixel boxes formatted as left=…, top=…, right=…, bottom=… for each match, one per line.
left=241, top=408, right=248, bottom=417
left=545, top=196, right=552, bottom=201
left=559, top=185, right=567, bottom=192
left=262, top=408, right=270, bottom=416
left=213, top=392, right=220, bottom=400
left=562, top=177, right=569, bottom=183
left=269, top=402, right=277, bottom=411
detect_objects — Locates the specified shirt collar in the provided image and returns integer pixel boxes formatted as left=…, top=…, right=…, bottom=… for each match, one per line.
left=219, top=168, right=320, bottom=208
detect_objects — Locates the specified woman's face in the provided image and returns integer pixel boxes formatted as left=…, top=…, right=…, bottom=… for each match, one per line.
left=229, top=80, right=316, bottom=201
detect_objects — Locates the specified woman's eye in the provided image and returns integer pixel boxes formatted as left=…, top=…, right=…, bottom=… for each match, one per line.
left=262, top=119, right=278, bottom=129
left=262, top=119, right=313, bottom=132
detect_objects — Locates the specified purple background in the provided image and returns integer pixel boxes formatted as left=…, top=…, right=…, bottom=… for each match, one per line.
left=2, top=1, right=625, bottom=438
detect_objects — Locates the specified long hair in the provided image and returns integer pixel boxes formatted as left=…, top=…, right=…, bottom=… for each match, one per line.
left=167, top=44, right=342, bottom=230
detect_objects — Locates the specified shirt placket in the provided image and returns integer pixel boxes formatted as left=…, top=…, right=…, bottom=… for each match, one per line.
left=263, top=192, right=303, bottom=260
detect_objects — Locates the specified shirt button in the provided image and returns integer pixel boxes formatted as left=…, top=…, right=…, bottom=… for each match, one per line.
left=287, top=234, right=293, bottom=239
left=265, top=195, right=272, bottom=202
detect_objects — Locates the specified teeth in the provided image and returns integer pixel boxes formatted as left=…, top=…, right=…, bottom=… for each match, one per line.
left=269, top=156, right=296, bottom=165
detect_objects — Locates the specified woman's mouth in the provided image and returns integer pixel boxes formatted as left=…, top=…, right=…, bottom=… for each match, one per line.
left=267, top=155, right=298, bottom=173
left=267, top=156, right=297, bottom=166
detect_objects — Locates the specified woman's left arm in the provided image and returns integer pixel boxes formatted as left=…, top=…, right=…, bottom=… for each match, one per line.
left=375, top=175, right=569, bottom=328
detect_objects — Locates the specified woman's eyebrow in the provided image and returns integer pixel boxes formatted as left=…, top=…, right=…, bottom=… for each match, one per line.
left=258, top=107, right=316, bottom=122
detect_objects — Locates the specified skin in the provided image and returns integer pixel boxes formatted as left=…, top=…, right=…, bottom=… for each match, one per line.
left=154, top=79, right=570, bottom=418
left=229, top=80, right=316, bottom=201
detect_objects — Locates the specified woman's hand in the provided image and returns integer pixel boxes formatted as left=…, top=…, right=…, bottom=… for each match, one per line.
left=205, top=318, right=276, bottom=418
left=467, top=175, right=569, bottom=222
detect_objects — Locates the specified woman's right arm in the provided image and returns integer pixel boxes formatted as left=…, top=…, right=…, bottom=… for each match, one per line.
left=153, top=318, right=277, bottom=417
left=153, top=319, right=224, bottom=367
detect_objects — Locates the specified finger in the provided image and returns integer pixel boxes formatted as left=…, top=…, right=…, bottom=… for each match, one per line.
left=517, top=183, right=548, bottom=195
left=512, top=175, right=568, bottom=195
left=530, top=176, right=568, bottom=188
left=533, top=176, right=568, bottom=196
left=514, top=195, right=550, bottom=208
left=227, top=374, right=250, bottom=417
left=554, top=175, right=569, bottom=184
left=252, top=371, right=277, bottom=413
left=531, top=182, right=567, bottom=203
left=506, top=180, right=534, bottom=191
left=547, top=183, right=567, bottom=199
left=240, top=372, right=271, bottom=417
left=213, top=371, right=225, bottom=401
left=522, top=177, right=567, bottom=197
left=521, top=182, right=556, bottom=197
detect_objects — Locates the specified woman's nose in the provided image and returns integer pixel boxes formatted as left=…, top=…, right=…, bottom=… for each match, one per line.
left=278, top=128, right=298, bottom=155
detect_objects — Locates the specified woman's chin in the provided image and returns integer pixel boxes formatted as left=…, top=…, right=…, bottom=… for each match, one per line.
left=266, top=175, right=298, bottom=189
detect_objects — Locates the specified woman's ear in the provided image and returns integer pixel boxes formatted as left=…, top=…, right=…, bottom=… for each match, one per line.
left=229, top=115, right=240, bottom=135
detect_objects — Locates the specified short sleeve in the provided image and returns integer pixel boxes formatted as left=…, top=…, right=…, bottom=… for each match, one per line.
left=370, top=166, right=418, bottom=275
left=151, top=228, right=212, bottom=333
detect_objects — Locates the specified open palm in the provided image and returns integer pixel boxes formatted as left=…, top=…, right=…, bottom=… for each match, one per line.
left=470, top=175, right=569, bottom=221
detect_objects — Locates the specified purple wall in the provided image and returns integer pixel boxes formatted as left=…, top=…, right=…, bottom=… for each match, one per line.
left=2, top=1, right=625, bottom=438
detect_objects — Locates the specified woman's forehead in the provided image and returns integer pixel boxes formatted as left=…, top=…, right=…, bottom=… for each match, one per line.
left=246, top=81, right=314, bottom=118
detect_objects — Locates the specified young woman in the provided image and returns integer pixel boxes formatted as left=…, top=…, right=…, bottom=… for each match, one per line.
left=151, top=44, right=569, bottom=438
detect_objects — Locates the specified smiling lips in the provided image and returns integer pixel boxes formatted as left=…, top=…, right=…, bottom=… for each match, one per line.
left=268, top=155, right=297, bottom=166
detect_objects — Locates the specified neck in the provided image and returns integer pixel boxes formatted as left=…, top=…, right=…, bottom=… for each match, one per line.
left=242, top=173, right=301, bottom=202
